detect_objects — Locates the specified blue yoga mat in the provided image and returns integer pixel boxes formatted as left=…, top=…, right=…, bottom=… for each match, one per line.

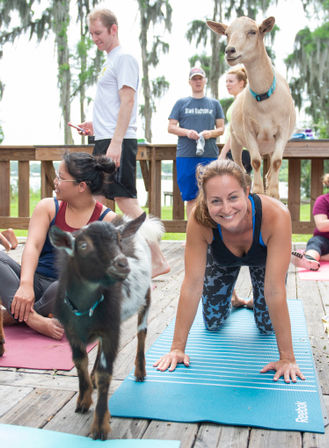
left=0, top=424, right=180, bottom=448
left=111, top=300, right=324, bottom=433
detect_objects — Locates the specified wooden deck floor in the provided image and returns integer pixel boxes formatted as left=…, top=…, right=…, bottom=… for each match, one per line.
left=1, top=241, right=329, bottom=447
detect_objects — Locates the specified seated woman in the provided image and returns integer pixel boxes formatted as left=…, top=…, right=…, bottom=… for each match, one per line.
left=154, top=159, right=304, bottom=383
left=291, top=173, right=329, bottom=271
left=0, top=152, right=116, bottom=339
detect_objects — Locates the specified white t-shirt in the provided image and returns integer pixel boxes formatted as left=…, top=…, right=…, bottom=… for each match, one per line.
left=93, top=46, right=139, bottom=140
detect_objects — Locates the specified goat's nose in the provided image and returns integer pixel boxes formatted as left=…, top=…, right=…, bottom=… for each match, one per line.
left=225, top=46, right=236, bottom=57
left=114, top=255, right=128, bottom=269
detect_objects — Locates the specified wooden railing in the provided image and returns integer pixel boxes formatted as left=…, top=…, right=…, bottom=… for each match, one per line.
left=0, top=140, right=328, bottom=233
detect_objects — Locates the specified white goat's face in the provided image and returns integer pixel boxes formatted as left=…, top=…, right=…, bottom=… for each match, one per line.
left=225, top=18, right=260, bottom=66
left=207, top=16, right=275, bottom=66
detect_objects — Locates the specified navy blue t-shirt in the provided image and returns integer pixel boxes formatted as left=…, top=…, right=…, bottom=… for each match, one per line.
left=169, top=96, right=224, bottom=158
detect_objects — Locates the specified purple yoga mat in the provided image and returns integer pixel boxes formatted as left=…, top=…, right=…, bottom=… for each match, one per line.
left=298, top=261, right=329, bottom=281
left=0, top=324, right=97, bottom=370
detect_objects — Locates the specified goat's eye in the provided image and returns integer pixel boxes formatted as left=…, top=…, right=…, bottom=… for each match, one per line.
left=248, top=30, right=256, bottom=36
left=78, top=241, right=88, bottom=251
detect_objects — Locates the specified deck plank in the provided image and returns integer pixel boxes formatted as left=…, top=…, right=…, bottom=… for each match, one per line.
left=1, top=241, right=328, bottom=447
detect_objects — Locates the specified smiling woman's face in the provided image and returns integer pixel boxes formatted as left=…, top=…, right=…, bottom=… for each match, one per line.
left=205, top=174, right=249, bottom=231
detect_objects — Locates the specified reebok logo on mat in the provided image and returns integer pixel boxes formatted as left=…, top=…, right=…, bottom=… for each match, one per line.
left=295, top=401, right=309, bottom=423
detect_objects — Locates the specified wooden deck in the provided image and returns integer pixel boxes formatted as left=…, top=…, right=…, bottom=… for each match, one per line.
left=1, top=241, right=329, bottom=447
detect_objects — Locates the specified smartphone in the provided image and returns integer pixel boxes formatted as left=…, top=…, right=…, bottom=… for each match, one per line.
left=68, top=122, right=86, bottom=134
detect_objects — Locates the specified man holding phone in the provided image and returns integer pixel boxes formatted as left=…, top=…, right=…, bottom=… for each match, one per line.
left=78, top=8, right=169, bottom=278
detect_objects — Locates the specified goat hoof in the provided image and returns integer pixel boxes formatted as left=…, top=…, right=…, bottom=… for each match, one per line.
left=0, top=345, right=4, bottom=357
left=91, top=430, right=108, bottom=441
left=90, top=423, right=110, bottom=440
left=135, top=375, right=145, bottom=382
left=75, top=405, right=89, bottom=414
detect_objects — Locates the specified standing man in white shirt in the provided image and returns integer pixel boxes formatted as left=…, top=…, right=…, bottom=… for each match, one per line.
left=79, top=8, right=169, bottom=278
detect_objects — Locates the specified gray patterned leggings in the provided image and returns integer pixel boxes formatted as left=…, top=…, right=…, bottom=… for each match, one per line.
left=202, top=251, right=274, bottom=334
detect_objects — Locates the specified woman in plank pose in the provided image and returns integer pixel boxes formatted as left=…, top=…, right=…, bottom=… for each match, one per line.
left=154, top=159, right=304, bottom=383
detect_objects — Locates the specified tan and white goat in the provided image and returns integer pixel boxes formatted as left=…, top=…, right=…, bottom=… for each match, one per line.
left=207, top=16, right=295, bottom=199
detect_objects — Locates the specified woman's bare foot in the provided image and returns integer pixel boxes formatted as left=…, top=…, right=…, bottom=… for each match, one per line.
left=26, top=311, right=64, bottom=340
left=152, top=259, right=170, bottom=278
left=231, top=291, right=253, bottom=309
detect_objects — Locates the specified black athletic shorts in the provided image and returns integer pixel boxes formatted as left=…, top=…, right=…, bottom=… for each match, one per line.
left=93, top=138, right=137, bottom=199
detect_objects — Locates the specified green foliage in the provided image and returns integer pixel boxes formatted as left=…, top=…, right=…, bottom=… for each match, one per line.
left=218, top=97, right=234, bottom=119
left=286, top=21, right=329, bottom=136
left=189, top=53, right=210, bottom=73
left=0, top=0, right=103, bottom=143
left=137, top=0, right=172, bottom=141
left=152, top=76, right=169, bottom=100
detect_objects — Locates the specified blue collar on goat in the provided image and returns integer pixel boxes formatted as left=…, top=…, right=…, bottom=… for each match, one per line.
left=249, top=70, right=276, bottom=102
left=64, top=292, right=104, bottom=317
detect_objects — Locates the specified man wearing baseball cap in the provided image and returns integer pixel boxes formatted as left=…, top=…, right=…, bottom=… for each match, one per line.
left=168, top=66, right=225, bottom=219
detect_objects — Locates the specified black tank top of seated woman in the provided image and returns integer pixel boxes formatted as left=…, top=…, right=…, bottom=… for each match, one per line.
left=210, top=193, right=267, bottom=268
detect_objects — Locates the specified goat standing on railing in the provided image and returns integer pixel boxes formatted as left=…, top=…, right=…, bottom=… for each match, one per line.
left=207, top=16, right=296, bottom=199
left=50, top=212, right=163, bottom=440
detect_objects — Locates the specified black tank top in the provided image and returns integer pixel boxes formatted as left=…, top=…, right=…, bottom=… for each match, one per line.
left=210, top=193, right=267, bottom=268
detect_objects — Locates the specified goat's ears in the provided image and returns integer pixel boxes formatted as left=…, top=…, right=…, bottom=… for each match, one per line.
left=121, top=212, right=147, bottom=239
left=49, top=226, right=75, bottom=256
left=259, top=17, right=275, bottom=35
left=206, top=20, right=227, bottom=36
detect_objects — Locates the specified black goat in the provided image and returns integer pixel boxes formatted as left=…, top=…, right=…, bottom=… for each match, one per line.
left=49, top=212, right=162, bottom=440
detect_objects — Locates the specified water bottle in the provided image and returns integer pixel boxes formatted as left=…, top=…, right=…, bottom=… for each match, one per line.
left=196, top=133, right=205, bottom=156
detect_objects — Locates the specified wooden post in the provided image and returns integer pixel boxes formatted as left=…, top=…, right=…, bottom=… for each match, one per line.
left=310, top=158, right=324, bottom=222
left=0, top=161, right=10, bottom=217
left=18, top=161, right=30, bottom=217
left=288, top=159, right=301, bottom=233
left=172, top=160, right=184, bottom=220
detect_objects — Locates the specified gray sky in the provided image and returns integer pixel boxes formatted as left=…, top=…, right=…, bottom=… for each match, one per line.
left=0, top=0, right=311, bottom=145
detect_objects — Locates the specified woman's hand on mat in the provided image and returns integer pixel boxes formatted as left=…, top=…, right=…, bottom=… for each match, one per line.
left=153, top=349, right=190, bottom=372
left=11, top=285, right=35, bottom=322
left=260, top=359, right=305, bottom=383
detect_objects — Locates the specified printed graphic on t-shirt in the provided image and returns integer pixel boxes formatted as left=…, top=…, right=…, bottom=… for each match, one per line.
left=185, top=107, right=214, bottom=115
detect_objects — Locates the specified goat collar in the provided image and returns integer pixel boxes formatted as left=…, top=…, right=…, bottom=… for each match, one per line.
left=64, top=293, right=104, bottom=317
left=249, top=71, right=276, bottom=102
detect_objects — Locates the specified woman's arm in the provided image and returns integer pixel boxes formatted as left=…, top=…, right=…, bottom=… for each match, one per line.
left=11, top=198, right=55, bottom=322
left=219, top=136, right=231, bottom=159
left=260, top=197, right=305, bottom=383
left=154, top=214, right=211, bottom=371
left=314, top=214, right=329, bottom=233
left=102, top=208, right=117, bottom=222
